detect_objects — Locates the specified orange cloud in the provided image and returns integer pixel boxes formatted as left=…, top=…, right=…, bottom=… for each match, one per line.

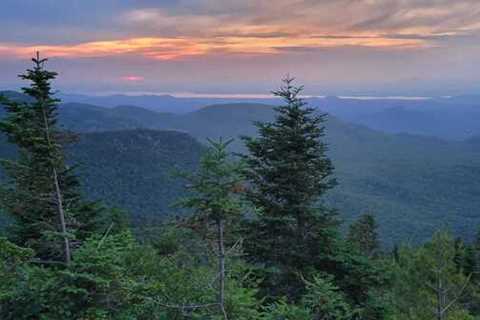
left=0, top=34, right=427, bottom=61
left=0, top=38, right=209, bottom=60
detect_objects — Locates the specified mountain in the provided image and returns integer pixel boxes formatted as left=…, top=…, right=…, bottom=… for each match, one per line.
left=1, top=96, right=480, bottom=245
left=69, top=129, right=204, bottom=223
left=172, top=103, right=275, bottom=147
left=0, top=92, right=179, bottom=132
left=313, top=96, right=480, bottom=141
left=58, top=93, right=201, bottom=113
left=0, top=129, right=204, bottom=225
left=164, top=104, right=480, bottom=244
left=0, top=91, right=32, bottom=102
left=57, top=92, right=480, bottom=140
left=58, top=93, right=281, bottom=114
left=59, top=103, right=176, bottom=132
left=352, top=105, right=480, bottom=140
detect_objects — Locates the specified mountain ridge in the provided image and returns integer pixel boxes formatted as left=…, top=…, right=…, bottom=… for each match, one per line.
left=1, top=93, right=480, bottom=244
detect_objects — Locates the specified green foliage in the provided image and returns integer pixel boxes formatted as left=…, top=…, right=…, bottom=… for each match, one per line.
left=389, top=231, right=473, bottom=320
left=223, top=283, right=261, bottom=320
left=2, top=96, right=480, bottom=244
left=67, top=129, right=205, bottom=225
left=0, top=56, right=111, bottom=262
left=261, top=299, right=312, bottom=320
left=259, top=274, right=358, bottom=320
left=326, top=240, right=389, bottom=318
left=0, top=237, right=34, bottom=310
left=2, top=64, right=480, bottom=320
left=0, top=237, right=34, bottom=263
left=302, top=273, right=355, bottom=320
left=347, top=213, right=380, bottom=257
left=177, top=137, right=245, bottom=227
left=457, top=231, right=480, bottom=316
left=134, top=224, right=262, bottom=320
left=0, top=214, right=261, bottom=319
left=175, top=138, right=255, bottom=319
left=0, top=232, right=138, bottom=319
left=242, top=77, right=339, bottom=299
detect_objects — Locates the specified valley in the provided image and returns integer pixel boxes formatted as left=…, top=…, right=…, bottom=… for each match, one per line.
left=2, top=93, right=480, bottom=245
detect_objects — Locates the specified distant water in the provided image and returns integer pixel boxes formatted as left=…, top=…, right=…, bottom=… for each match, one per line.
left=337, top=96, right=431, bottom=101
left=91, top=91, right=434, bottom=101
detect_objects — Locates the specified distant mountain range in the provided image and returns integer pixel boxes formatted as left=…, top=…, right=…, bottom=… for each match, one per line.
left=314, top=96, right=480, bottom=141
left=57, top=92, right=480, bottom=140
left=58, top=92, right=283, bottom=114
left=1, top=91, right=480, bottom=245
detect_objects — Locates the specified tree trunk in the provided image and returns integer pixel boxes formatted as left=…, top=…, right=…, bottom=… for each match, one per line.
left=436, top=275, right=443, bottom=320
left=53, top=167, right=71, bottom=265
left=40, top=97, right=71, bottom=265
left=217, top=218, right=228, bottom=320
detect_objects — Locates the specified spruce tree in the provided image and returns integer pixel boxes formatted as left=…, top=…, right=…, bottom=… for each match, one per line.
left=0, top=53, right=104, bottom=263
left=347, top=213, right=380, bottom=257
left=242, top=77, right=337, bottom=299
left=178, top=138, right=246, bottom=319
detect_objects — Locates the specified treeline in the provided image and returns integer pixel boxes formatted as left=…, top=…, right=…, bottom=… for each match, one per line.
left=0, top=56, right=479, bottom=319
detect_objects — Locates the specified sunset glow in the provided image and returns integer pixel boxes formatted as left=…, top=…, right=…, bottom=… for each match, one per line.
left=0, top=0, right=479, bottom=95
left=0, top=34, right=428, bottom=61
left=120, top=75, right=145, bottom=82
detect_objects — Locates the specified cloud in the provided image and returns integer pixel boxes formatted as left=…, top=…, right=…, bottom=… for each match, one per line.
left=0, top=38, right=210, bottom=60
left=0, top=33, right=427, bottom=62
left=1, top=0, right=480, bottom=95
left=2, top=0, right=479, bottom=55
left=114, top=0, right=480, bottom=54
left=120, top=75, right=145, bottom=82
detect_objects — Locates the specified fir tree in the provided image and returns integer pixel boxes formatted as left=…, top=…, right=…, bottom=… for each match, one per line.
left=0, top=53, right=105, bottom=263
left=474, top=228, right=480, bottom=279
left=241, top=76, right=337, bottom=299
left=347, top=213, right=380, bottom=257
left=178, top=138, right=246, bottom=319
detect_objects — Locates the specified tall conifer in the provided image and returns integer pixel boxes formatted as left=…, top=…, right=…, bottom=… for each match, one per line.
left=242, top=77, right=337, bottom=298
left=0, top=54, right=103, bottom=263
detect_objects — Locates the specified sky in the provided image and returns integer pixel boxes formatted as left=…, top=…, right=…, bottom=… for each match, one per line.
left=0, top=0, right=479, bottom=96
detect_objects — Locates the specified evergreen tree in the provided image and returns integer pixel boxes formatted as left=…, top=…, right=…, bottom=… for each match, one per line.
left=473, top=228, right=480, bottom=279
left=242, top=77, right=337, bottom=299
left=347, top=213, right=380, bottom=257
left=391, top=232, right=473, bottom=320
left=0, top=54, right=105, bottom=263
left=454, top=236, right=480, bottom=316
left=454, top=237, right=476, bottom=276
left=178, top=138, right=246, bottom=319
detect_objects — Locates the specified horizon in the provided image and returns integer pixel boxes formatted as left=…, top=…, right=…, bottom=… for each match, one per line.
left=0, top=87, right=449, bottom=100
left=60, top=92, right=438, bottom=100
left=1, top=1, right=480, bottom=96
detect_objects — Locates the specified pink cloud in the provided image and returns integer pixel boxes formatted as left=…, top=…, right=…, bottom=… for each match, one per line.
left=120, top=75, right=144, bottom=82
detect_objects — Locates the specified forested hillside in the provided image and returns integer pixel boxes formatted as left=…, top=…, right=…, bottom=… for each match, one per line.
left=70, top=129, right=204, bottom=223
left=1, top=94, right=480, bottom=244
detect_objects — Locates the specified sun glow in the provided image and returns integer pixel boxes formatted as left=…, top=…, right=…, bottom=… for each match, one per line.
left=120, top=75, right=144, bottom=82
left=0, top=34, right=427, bottom=61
